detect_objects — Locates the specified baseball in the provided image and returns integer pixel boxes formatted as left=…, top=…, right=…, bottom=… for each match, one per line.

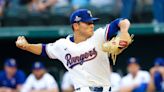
left=16, top=40, right=24, bottom=45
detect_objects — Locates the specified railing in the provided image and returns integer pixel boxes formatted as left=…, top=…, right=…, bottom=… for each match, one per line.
left=0, top=23, right=164, bottom=39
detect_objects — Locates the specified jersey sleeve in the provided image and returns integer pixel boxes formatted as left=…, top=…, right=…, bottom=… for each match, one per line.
left=45, top=74, right=58, bottom=89
left=105, top=18, right=124, bottom=41
left=94, top=18, right=124, bottom=43
left=16, top=70, right=26, bottom=85
left=46, top=39, right=63, bottom=59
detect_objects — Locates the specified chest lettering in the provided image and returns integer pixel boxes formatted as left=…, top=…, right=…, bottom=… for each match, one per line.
left=65, top=48, right=97, bottom=68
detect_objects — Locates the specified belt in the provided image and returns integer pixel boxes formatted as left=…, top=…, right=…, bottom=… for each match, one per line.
left=75, top=86, right=111, bottom=92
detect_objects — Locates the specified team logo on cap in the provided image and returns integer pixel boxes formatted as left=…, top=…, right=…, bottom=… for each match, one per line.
left=87, top=10, right=92, bottom=17
left=35, top=62, right=40, bottom=68
left=129, top=57, right=136, bottom=63
left=10, top=59, right=16, bottom=65
left=74, top=16, right=81, bottom=22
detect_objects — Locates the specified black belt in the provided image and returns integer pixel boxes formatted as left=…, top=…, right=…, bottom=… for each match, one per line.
left=75, top=86, right=111, bottom=92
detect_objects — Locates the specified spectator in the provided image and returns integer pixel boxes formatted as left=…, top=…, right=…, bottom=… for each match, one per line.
left=90, top=0, right=115, bottom=14
left=5, top=0, right=22, bottom=16
left=54, top=0, right=69, bottom=8
left=90, top=0, right=114, bottom=8
left=50, top=0, right=71, bottom=16
left=109, top=66, right=121, bottom=92
left=120, top=0, right=136, bottom=20
left=21, top=61, right=59, bottom=92
left=28, top=0, right=57, bottom=13
left=119, top=57, right=151, bottom=92
left=121, top=0, right=153, bottom=22
left=0, top=0, right=5, bottom=16
left=0, top=58, right=26, bottom=92
left=61, top=71, right=74, bottom=92
left=148, top=57, right=164, bottom=92
left=152, top=0, right=164, bottom=23
left=71, top=0, right=89, bottom=10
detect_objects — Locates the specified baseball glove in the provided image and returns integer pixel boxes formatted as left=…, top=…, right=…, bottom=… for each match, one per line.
left=102, top=34, right=134, bottom=65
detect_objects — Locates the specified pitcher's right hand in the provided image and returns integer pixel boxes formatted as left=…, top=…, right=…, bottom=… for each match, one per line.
left=16, top=36, right=29, bottom=50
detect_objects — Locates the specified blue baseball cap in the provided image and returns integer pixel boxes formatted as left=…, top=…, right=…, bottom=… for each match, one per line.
left=32, top=62, right=45, bottom=70
left=154, top=57, right=164, bottom=66
left=4, top=58, right=17, bottom=67
left=70, top=9, right=99, bottom=24
left=127, top=57, right=139, bottom=65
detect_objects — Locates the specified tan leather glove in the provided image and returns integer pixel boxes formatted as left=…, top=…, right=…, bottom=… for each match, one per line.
left=102, top=34, right=134, bottom=65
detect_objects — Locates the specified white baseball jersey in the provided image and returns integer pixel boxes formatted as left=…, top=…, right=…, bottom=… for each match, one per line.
left=46, top=18, right=122, bottom=89
left=46, top=27, right=110, bottom=89
left=21, top=73, right=58, bottom=92
left=120, top=70, right=150, bottom=87
left=61, top=71, right=74, bottom=90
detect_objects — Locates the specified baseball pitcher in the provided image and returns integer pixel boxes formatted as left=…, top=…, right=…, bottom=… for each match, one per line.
left=16, top=9, right=133, bottom=92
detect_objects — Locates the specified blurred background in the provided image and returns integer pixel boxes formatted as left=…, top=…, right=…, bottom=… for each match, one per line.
left=0, top=0, right=164, bottom=92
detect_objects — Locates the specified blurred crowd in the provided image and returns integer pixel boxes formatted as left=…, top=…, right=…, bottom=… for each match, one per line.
left=0, top=57, right=164, bottom=92
left=0, top=0, right=163, bottom=26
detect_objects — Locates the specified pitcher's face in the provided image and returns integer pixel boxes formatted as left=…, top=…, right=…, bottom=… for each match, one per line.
left=78, top=21, right=94, bottom=38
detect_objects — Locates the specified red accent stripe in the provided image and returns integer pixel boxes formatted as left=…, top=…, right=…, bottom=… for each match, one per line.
left=106, top=24, right=110, bottom=41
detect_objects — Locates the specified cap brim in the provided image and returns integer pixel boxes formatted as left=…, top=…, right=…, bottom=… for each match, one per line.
left=6, top=65, right=17, bottom=67
left=5, top=63, right=17, bottom=67
left=82, top=18, right=100, bottom=22
left=33, top=67, right=45, bottom=70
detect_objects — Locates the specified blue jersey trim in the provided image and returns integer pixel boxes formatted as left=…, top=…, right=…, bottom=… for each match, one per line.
left=105, top=18, right=124, bottom=40
left=41, top=44, right=48, bottom=57
left=70, top=36, right=74, bottom=42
